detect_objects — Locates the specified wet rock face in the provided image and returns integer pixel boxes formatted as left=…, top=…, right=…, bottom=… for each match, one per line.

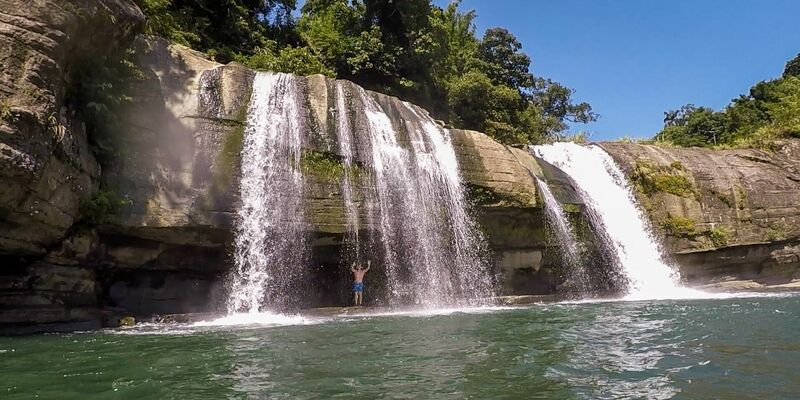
left=0, top=0, right=143, bottom=255
left=600, top=142, right=800, bottom=285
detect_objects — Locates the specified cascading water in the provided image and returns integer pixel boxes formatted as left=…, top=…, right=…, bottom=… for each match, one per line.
left=224, top=72, right=492, bottom=313
left=532, top=142, right=701, bottom=300
left=534, top=176, right=589, bottom=292
left=356, top=88, right=493, bottom=306
left=227, top=72, right=308, bottom=313
left=333, top=81, right=361, bottom=262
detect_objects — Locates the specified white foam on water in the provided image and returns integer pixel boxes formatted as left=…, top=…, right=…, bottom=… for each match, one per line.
left=192, top=312, right=320, bottom=328
left=109, top=307, right=520, bottom=335
left=532, top=142, right=708, bottom=301
left=556, top=289, right=799, bottom=305
left=108, top=324, right=200, bottom=336
left=343, top=305, right=516, bottom=319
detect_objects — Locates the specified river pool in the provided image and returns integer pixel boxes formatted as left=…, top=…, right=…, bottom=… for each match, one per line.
left=1, top=293, right=798, bottom=399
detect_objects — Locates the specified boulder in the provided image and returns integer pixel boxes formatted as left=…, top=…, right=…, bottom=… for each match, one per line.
left=449, top=129, right=539, bottom=208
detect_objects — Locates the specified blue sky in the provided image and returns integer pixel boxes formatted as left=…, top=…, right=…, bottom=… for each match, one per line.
left=436, top=0, right=800, bottom=140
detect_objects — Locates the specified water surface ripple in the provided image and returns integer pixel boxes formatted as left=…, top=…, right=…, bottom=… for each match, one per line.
left=1, top=294, right=798, bottom=399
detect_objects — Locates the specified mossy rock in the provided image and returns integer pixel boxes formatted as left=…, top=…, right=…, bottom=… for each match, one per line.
left=79, top=188, right=131, bottom=225
left=765, top=225, right=787, bottom=241
left=301, top=150, right=344, bottom=180
left=211, top=102, right=249, bottom=194
left=561, top=203, right=581, bottom=214
left=464, top=183, right=524, bottom=207
left=631, top=159, right=697, bottom=198
left=734, top=185, right=748, bottom=210
left=466, top=184, right=502, bottom=205
left=661, top=214, right=696, bottom=237
left=707, top=226, right=731, bottom=247
left=300, top=149, right=367, bottom=182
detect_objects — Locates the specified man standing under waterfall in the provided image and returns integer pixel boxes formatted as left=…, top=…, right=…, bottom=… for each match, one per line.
left=351, top=261, right=370, bottom=306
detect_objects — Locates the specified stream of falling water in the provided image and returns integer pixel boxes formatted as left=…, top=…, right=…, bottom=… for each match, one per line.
left=334, top=81, right=360, bottom=262
left=356, top=88, right=493, bottom=306
left=532, top=142, right=703, bottom=300
left=227, top=72, right=308, bottom=313
left=533, top=176, right=588, bottom=292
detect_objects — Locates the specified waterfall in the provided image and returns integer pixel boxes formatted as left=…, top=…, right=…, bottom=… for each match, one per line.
left=533, top=176, right=588, bottom=293
left=334, top=82, right=361, bottom=262
left=532, top=142, right=699, bottom=299
left=356, top=88, right=493, bottom=306
left=224, top=71, right=493, bottom=312
left=227, top=72, right=308, bottom=313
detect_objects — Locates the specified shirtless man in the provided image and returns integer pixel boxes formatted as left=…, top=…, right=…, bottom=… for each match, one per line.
left=350, top=261, right=370, bottom=306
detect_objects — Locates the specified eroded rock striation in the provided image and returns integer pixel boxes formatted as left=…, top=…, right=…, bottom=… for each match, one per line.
left=0, top=0, right=143, bottom=332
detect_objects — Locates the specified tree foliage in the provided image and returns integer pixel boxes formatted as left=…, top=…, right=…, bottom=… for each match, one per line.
left=136, top=0, right=596, bottom=145
left=655, top=56, right=800, bottom=149
left=784, top=53, right=800, bottom=78
left=134, top=0, right=297, bottom=62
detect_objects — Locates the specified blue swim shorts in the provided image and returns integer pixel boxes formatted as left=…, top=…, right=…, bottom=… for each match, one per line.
left=353, top=282, right=364, bottom=292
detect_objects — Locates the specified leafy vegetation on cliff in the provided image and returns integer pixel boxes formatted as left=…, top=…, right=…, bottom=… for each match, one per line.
left=66, top=47, right=144, bottom=161
left=654, top=53, right=800, bottom=149
left=79, top=189, right=131, bottom=224
left=133, top=0, right=596, bottom=145
left=631, top=160, right=697, bottom=198
left=134, top=0, right=297, bottom=62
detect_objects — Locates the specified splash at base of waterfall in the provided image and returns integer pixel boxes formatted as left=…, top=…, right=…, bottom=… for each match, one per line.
left=193, top=312, right=318, bottom=328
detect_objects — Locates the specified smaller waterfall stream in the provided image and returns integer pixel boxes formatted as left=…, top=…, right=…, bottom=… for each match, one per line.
left=334, top=82, right=361, bottom=261
left=533, top=142, right=703, bottom=299
left=534, top=176, right=588, bottom=292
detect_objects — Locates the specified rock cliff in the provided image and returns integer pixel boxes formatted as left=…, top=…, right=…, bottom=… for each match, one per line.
left=0, top=0, right=142, bottom=255
left=2, top=0, right=798, bottom=333
left=0, top=0, right=143, bottom=333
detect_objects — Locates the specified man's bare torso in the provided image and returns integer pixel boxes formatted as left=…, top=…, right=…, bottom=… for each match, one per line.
left=353, top=269, right=367, bottom=283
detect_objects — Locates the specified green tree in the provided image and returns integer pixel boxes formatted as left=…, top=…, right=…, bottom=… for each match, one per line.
left=654, top=53, right=800, bottom=149
left=656, top=105, right=728, bottom=146
left=477, top=28, right=535, bottom=95
left=236, top=44, right=334, bottom=77
left=135, top=0, right=297, bottom=62
left=530, top=78, right=596, bottom=136
left=135, top=0, right=597, bottom=145
left=783, top=53, right=800, bottom=77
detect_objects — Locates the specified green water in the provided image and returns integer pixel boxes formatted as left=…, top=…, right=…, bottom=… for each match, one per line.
left=1, top=294, right=799, bottom=399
